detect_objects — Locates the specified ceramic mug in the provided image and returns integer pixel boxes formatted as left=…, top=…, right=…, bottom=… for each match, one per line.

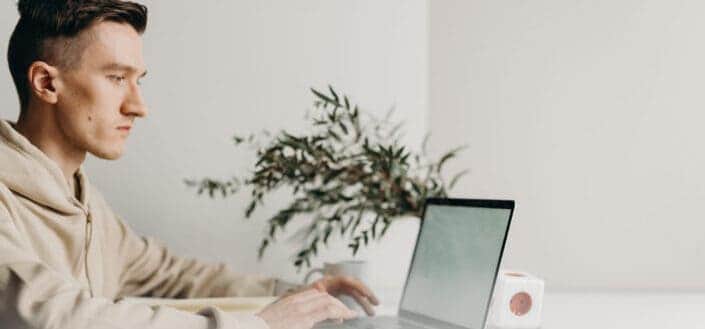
left=303, top=260, right=370, bottom=310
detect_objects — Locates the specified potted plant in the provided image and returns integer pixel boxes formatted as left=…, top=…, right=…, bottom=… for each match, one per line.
left=187, top=86, right=467, bottom=271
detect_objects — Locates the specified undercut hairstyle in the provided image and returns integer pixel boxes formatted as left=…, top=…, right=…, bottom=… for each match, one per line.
left=7, top=0, right=148, bottom=114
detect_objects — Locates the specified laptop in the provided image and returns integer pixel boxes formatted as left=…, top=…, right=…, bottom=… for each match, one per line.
left=317, top=198, right=515, bottom=329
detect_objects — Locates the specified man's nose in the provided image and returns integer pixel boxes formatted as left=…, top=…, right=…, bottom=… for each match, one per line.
left=122, top=83, right=148, bottom=118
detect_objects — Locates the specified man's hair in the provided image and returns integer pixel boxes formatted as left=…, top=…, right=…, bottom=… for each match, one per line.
left=7, top=0, right=148, bottom=114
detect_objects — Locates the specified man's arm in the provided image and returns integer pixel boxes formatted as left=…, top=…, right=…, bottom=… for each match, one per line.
left=111, top=212, right=279, bottom=299
left=0, top=205, right=267, bottom=329
left=110, top=215, right=370, bottom=303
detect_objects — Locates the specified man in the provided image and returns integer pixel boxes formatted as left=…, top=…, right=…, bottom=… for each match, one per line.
left=0, top=1, right=379, bottom=329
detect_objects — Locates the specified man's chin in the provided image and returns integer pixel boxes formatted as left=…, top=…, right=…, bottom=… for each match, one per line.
left=89, top=147, right=124, bottom=160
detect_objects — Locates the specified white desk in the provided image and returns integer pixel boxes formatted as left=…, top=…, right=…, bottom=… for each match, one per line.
left=373, top=290, right=705, bottom=329
left=126, top=290, right=705, bottom=328
left=541, top=291, right=705, bottom=329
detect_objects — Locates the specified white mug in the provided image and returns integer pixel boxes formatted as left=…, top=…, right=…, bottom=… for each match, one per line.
left=303, top=260, right=370, bottom=311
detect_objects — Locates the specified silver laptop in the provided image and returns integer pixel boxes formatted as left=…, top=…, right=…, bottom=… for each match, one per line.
left=317, top=198, right=515, bottom=329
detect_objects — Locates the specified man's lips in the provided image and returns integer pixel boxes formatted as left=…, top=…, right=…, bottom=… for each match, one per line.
left=117, top=126, right=132, bottom=131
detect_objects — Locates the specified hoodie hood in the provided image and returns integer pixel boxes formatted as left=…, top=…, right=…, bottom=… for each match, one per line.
left=0, top=120, right=88, bottom=215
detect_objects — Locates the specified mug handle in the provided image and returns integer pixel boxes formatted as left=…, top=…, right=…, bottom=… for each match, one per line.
left=303, top=268, right=324, bottom=284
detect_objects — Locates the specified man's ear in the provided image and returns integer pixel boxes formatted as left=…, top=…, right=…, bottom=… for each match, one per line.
left=27, top=61, right=61, bottom=105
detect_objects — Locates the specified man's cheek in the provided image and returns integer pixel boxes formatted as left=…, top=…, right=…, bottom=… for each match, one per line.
left=87, top=119, right=110, bottom=143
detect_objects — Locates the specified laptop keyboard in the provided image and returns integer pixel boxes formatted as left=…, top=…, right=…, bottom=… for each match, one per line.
left=318, top=316, right=430, bottom=329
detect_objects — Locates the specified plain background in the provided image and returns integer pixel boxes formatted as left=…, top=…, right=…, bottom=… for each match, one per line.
left=0, top=0, right=702, bottom=293
left=430, top=0, right=704, bottom=291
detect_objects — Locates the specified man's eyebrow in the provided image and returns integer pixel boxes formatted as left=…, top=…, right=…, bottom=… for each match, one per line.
left=101, top=63, right=148, bottom=77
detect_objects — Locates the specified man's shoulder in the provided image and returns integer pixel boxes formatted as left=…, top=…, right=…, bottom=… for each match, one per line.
left=0, top=181, right=11, bottom=196
left=0, top=182, right=17, bottom=220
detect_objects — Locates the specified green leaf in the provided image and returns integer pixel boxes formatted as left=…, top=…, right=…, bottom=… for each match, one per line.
left=341, top=217, right=350, bottom=236
left=350, top=212, right=363, bottom=237
left=394, top=146, right=405, bottom=159
left=371, top=215, right=380, bottom=239
left=328, top=129, right=341, bottom=141
left=448, top=169, right=469, bottom=190
left=323, top=225, right=333, bottom=244
left=437, top=145, right=467, bottom=173
left=421, top=133, right=431, bottom=155
left=328, top=85, right=340, bottom=103
left=339, top=122, right=349, bottom=135
left=245, top=200, right=257, bottom=218
left=349, top=242, right=360, bottom=256
left=380, top=217, right=391, bottom=237
left=268, top=224, right=276, bottom=238
left=257, top=239, right=269, bottom=259
left=311, top=88, right=336, bottom=104
left=311, top=239, right=318, bottom=255
left=323, top=169, right=344, bottom=185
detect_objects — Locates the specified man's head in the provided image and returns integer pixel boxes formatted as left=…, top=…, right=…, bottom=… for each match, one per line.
left=7, top=0, right=149, bottom=159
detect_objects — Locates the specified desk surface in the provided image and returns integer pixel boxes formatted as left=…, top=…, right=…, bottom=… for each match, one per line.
left=126, top=290, right=705, bottom=328
left=375, top=290, right=705, bottom=329
left=541, top=291, right=705, bottom=329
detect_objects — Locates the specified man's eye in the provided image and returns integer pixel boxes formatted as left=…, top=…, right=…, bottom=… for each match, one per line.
left=108, top=75, right=126, bottom=84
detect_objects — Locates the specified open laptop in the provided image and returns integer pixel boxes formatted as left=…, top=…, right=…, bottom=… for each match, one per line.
left=317, top=198, right=515, bottom=329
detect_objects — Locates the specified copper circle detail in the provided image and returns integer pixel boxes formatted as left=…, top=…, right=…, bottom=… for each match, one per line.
left=509, top=292, right=532, bottom=316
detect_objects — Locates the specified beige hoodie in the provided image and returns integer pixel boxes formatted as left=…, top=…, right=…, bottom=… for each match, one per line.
left=0, top=120, right=279, bottom=329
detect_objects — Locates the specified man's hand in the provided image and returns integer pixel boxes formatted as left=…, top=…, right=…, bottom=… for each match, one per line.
left=257, top=289, right=357, bottom=329
left=308, top=275, right=380, bottom=316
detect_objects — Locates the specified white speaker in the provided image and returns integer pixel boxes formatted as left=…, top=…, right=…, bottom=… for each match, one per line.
left=486, top=270, right=544, bottom=329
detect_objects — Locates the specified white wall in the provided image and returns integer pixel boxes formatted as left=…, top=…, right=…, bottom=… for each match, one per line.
left=429, top=0, right=705, bottom=290
left=3, top=0, right=702, bottom=293
left=0, top=0, right=428, bottom=289
left=0, top=10, right=17, bottom=115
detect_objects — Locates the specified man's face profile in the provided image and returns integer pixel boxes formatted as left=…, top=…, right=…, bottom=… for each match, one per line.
left=49, top=21, right=148, bottom=160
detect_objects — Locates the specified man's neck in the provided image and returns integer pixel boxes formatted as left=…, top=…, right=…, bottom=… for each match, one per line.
left=15, top=109, right=87, bottom=195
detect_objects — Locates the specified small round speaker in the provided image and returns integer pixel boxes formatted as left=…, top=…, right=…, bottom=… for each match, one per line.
left=487, top=270, right=544, bottom=329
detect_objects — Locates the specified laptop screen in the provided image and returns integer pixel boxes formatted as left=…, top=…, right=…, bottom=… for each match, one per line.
left=399, top=201, right=513, bottom=329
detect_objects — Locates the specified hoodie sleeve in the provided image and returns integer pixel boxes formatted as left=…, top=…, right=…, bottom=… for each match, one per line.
left=0, top=204, right=270, bottom=329
left=113, top=213, right=279, bottom=299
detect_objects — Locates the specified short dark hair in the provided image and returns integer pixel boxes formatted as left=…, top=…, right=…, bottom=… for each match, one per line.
left=7, top=0, right=148, bottom=114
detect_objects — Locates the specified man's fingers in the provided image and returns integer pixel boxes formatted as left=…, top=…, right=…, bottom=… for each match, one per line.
left=324, top=293, right=357, bottom=318
left=282, top=288, right=325, bottom=305
left=350, top=290, right=376, bottom=316
left=293, top=292, right=345, bottom=315
left=258, top=290, right=357, bottom=329
left=340, top=276, right=380, bottom=305
left=306, top=295, right=356, bottom=324
left=275, top=289, right=323, bottom=305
